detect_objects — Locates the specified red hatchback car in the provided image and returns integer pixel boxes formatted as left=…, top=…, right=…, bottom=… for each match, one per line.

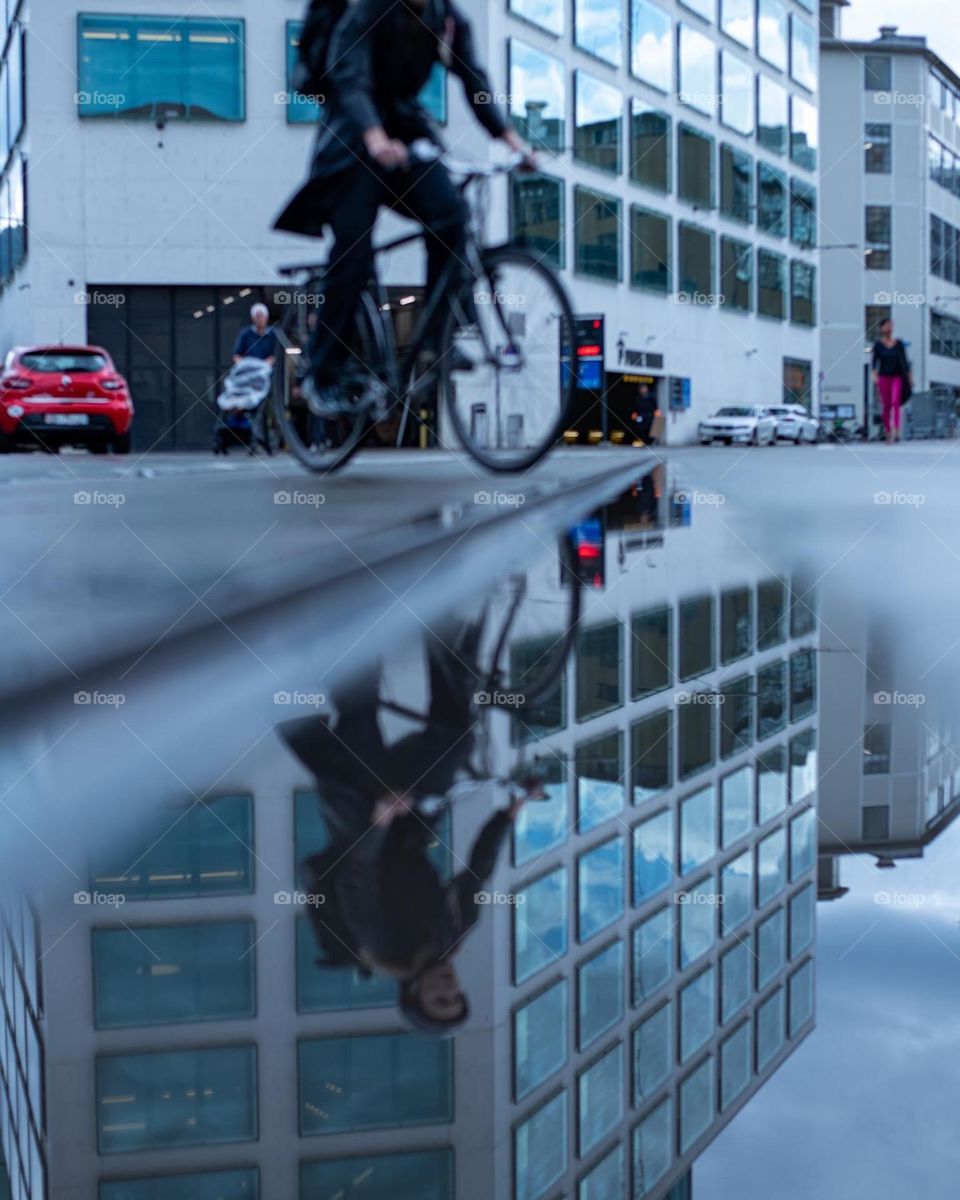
left=0, top=345, right=134, bottom=454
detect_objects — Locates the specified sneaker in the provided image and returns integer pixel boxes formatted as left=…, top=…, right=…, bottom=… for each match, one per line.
left=301, top=377, right=358, bottom=418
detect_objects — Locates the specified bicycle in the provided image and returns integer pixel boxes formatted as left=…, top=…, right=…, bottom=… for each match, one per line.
left=273, top=143, right=578, bottom=475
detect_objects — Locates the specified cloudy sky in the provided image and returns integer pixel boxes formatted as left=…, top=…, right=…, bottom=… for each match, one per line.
left=842, top=0, right=960, bottom=73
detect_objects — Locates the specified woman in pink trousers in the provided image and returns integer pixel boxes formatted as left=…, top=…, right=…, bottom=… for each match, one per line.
left=871, top=317, right=913, bottom=444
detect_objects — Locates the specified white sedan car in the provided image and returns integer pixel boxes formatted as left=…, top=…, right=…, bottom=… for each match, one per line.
left=765, top=403, right=821, bottom=443
left=698, top=406, right=777, bottom=446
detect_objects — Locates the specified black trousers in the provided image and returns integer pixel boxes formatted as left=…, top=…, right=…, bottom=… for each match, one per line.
left=310, top=159, right=469, bottom=386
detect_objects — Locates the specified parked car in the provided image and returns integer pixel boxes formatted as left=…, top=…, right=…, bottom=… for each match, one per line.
left=764, top=403, right=821, bottom=443
left=698, top=406, right=777, bottom=446
left=0, top=345, right=134, bottom=454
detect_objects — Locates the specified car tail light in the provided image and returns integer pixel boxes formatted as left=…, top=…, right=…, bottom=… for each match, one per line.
left=101, top=378, right=123, bottom=390
left=1, top=375, right=31, bottom=390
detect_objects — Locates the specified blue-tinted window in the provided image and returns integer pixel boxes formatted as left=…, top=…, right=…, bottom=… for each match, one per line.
left=575, top=0, right=623, bottom=67
left=631, top=608, right=671, bottom=698
left=515, top=867, right=569, bottom=984
left=788, top=959, right=814, bottom=1035
left=679, top=1056, right=714, bottom=1153
left=511, top=174, right=565, bottom=272
left=631, top=0, right=672, bottom=93
left=678, top=700, right=714, bottom=780
left=633, top=809, right=674, bottom=903
left=720, top=0, right=753, bottom=47
left=77, top=14, right=245, bottom=121
left=720, top=50, right=754, bottom=135
left=720, top=676, right=753, bottom=759
left=680, top=785, right=716, bottom=874
left=678, top=24, right=717, bottom=117
left=791, top=95, right=818, bottom=170
left=509, top=40, right=564, bottom=151
left=515, top=1090, right=568, bottom=1200
left=578, top=940, right=624, bottom=1050
left=286, top=21, right=322, bottom=123
left=679, top=595, right=714, bottom=679
left=7, top=25, right=23, bottom=153
left=757, top=74, right=788, bottom=154
left=631, top=711, right=672, bottom=804
left=578, top=1041, right=624, bottom=1155
left=574, top=72, right=623, bottom=174
left=789, top=883, right=815, bottom=957
left=514, top=978, right=569, bottom=1101
left=632, top=907, right=673, bottom=1004
left=96, top=1046, right=257, bottom=1153
left=100, top=1169, right=259, bottom=1200
left=632, top=1096, right=672, bottom=1196
left=756, top=907, right=785, bottom=988
left=579, top=1142, right=625, bottom=1200
left=757, top=746, right=787, bottom=823
left=720, top=765, right=752, bottom=847
left=757, top=661, right=787, bottom=740
left=679, top=966, right=715, bottom=1062
left=720, top=940, right=750, bottom=1022
left=298, top=1035, right=452, bottom=1134
left=719, top=850, right=752, bottom=934
left=577, top=622, right=623, bottom=718
left=720, top=588, right=752, bottom=663
left=757, top=828, right=787, bottom=905
left=509, top=0, right=564, bottom=35
left=680, top=877, right=715, bottom=966
left=719, top=1020, right=751, bottom=1109
left=296, top=916, right=395, bottom=1013
left=577, top=732, right=625, bottom=833
left=789, top=808, right=815, bottom=881
left=757, top=0, right=788, bottom=71
left=756, top=987, right=785, bottom=1069
left=300, top=1150, right=453, bottom=1200
left=579, top=836, right=626, bottom=941
left=790, top=649, right=817, bottom=721
left=633, top=1001, right=672, bottom=1102
left=790, top=729, right=817, bottom=803
left=514, top=757, right=569, bottom=867
left=93, top=921, right=255, bottom=1028
left=790, top=15, right=817, bottom=92
left=92, top=795, right=254, bottom=899
left=574, top=186, right=623, bottom=281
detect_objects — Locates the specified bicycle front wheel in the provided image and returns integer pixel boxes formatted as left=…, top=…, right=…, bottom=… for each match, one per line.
left=440, top=246, right=577, bottom=473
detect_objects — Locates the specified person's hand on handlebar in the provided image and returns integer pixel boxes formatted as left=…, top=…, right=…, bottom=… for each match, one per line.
left=364, top=126, right=409, bottom=170
left=502, top=128, right=538, bottom=173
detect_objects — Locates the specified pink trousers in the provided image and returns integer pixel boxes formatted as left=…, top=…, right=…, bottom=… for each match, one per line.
left=877, top=375, right=902, bottom=433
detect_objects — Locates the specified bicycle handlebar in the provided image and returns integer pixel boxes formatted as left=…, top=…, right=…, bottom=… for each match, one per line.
left=408, top=138, right=526, bottom=177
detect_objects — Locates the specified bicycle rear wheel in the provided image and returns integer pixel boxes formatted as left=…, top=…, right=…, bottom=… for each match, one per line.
left=440, top=246, right=577, bottom=473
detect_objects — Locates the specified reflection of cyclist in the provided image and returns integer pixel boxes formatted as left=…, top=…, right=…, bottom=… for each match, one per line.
left=274, top=0, right=532, bottom=418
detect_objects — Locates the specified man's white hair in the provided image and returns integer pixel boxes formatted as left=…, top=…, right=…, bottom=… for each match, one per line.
left=250, top=302, right=270, bottom=320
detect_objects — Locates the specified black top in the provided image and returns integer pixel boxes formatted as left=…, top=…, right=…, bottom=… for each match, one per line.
left=233, top=326, right=278, bottom=361
left=872, top=338, right=909, bottom=377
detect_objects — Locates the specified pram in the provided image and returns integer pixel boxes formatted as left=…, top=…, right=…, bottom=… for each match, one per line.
left=213, top=359, right=275, bottom=455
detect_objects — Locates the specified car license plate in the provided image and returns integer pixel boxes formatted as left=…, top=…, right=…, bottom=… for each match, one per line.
left=44, top=413, right=89, bottom=427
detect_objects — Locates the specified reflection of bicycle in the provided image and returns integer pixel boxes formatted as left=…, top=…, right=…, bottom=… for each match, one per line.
left=274, top=145, right=577, bottom=475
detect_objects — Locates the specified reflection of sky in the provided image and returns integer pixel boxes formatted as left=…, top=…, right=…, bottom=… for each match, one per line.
left=630, top=0, right=671, bottom=92
left=510, top=41, right=565, bottom=121
left=509, top=0, right=564, bottom=37
left=575, top=0, right=624, bottom=68
left=757, top=0, right=788, bottom=71
left=698, top=818, right=960, bottom=1198
left=679, top=25, right=718, bottom=117
left=721, top=0, right=754, bottom=48
left=721, top=52, right=754, bottom=135
left=791, top=19, right=818, bottom=92
left=576, top=70, right=624, bottom=124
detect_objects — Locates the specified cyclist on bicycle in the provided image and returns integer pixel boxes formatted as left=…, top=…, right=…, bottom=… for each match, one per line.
left=274, top=0, right=533, bottom=418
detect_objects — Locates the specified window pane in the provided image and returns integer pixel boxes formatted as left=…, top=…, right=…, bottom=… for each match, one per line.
left=286, top=22, right=321, bottom=124
left=720, top=677, right=753, bottom=760
left=575, top=72, right=623, bottom=173
left=757, top=580, right=786, bottom=647
left=720, top=940, right=751, bottom=1023
left=78, top=15, right=245, bottom=121
left=514, top=979, right=569, bottom=1101
left=679, top=700, right=714, bottom=779
left=791, top=260, right=816, bottom=326
left=721, top=764, right=752, bottom=846
left=510, top=41, right=565, bottom=152
left=511, top=634, right=566, bottom=743
left=577, top=732, right=625, bottom=833
left=758, top=249, right=786, bottom=319
left=789, top=807, right=815, bottom=881
left=862, top=804, right=890, bottom=841
left=630, top=0, right=672, bottom=92
left=865, top=205, right=892, bottom=269
left=93, top=922, right=255, bottom=1028
left=512, top=174, right=565, bottom=271
left=515, top=868, right=569, bottom=984
left=679, top=1056, right=715, bottom=1153
left=719, top=1021, right=751, bottom=1109
left=720, top=52, right=753, bottom=135
left=577, top=622, right=623, bottom=719
left=678, top=125, right=715, bottom=208
left=632, top=608, right=671, bottom=695
left=757, top=828, right=787, bottom=905
left=97, top=1046, right=257, bottom=1153
left=757, top=661, right=786, bottom=739
left=790, top=649, right=816, bottom=721
left=680, top=877, right=716, bottom=966
left=864, top=54, right=891, bottom=92
left=757, top=163, right=787, bottom=236
left=789, top=883, right=815, bottom=957
left=632, top=1096, right=673, bottom=1196
left=679, top=595, right=714, bottom=679
left=790, top=16, right=817, bottom=91
left=100, top=1169, right=259, bottom=1200
left=575, top=187, right=622, bottom=281
left=633, top=810, right=674, bottom=903
left=514, top=757, right=569, bottom=867
left=579, top=836, right=626, bottom=941
left=633, top=1001, right=672, bottom=1101
left=720, top=237, right=752, bottom=312
left=300, top=1152, right=451, bottom=1200
left=863, top=722, right=891, bottom=774
left=578, top=1042, right=624, bottom=1155
left=631, top=206, right=672, bottom=293
left=296, top=916, right=395, bottom=1013
left=632, top=907, right=673, bottom=1003
left=720, top=849, right=752, bottom=933
left=578, top=940, right=625, bottom=1049
left=720, top=589, right=752, bottom=663
left=865, top=121, right=891, bottom=175
left=757, top=75, right=788, bottom=154
left=630, top=103, right=671, bottom=191
left=515, top=1091, right=568, bottom=1200
left=579, top=1143, right=625, bottom=1200
left=720, top=0, right=754, bottom=48
left=719, top=144, right=753, bottom=224
left=631, top=710, right=672, bottom=804
left=757, top=0, right=788, bottom=71
left=790, top=180, right=816, bottom=248
left=788, top=959, right=814, bottom=1036
left=756, top=907, right=786, bottom=988
left=576, top=0, right=623, bottom=66
left=678, top=25, right=717, bottom=117
left=757, top=746, right=787, bottom=823
left=679, top=966, right=715, bottom=1062
left=509, top=0, right=564, bottom=36
left=298, top=1035, right=451, bottom=1135
left=756, top=987, right=785, bottom=1069
left=790, top=95, right=818, bottom=169
left=680, top=784, right=716, bottom=873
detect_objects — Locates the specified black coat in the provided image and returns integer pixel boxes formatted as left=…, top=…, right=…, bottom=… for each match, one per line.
left=275, top=0, right=508, bottom=237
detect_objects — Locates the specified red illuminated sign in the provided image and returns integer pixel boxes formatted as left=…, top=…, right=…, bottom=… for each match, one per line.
left=577, top=344, right=602, bottom=357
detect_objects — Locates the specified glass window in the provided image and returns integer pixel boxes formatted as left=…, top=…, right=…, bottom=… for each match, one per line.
left=757, top=828, right=787, bottom=905
left=576, top=0, right=623, bottom=66
left=680, top=784, right=716, bottom=873
left=578, top=1042, right=624, bottom=1156
left=756, top=987, right=785, bottom=1069
left=632, top=607, right=671, bottom=697
left=515, top=1090, right=568, bottom=1200
left=720, top=940, right=750, bottom=1022
left=790, top=649, right=816, bottom=721
left=578, top=940, right=625, bottom=1050
left=633, top=1001, right=672, bottom=1101
left=756, top=907, right=786, bottom=988
left=679, top=700, right=714, bottom=780
left=720, top=0, right=753, bottom=48
left=579, top=836, right=626, bottom=941
left=679, top=595, right=714, bottom=679
left=865, top=205, right=892, bottom=269
left=577, top=621, right=623, bottom=719
left=630, top=206, right=672, bottom=293
left=790, top=95, right=817, bottom=170
left=863, top=722, right=891, bottom=775
left=298, top=1035, right=451, bottom=1135
left=757, top=580, right=786, bottom=647
left=510, top=40, right=565, bottom=152
left=789, top=883, right=815, bottom=957
left=515, top=868, right=569, bottom=984
left=511, top=633, right=567, bottom=743
left=678, top=25, right=718, bottom=117
left=719, top=144, right=753, bottom=224
left=514, top=978, right=569, bottom=1101
left=757, top=75, right=788, bottom=154
left=577, top=732, right=626, bottom=833
left=679, top=966, right=716, bottom=1061
left=720, top=51, right=753, bottom=135
left=100, top=1170, right=261, bottom=1200
left=721, top=764, right=752, bottom=846
left=575, top=71, right=622, bottom=174
left=720, top=849, right=752, bottom=933
left=633, top=1096, right=672, bottom=1196
left=790, top=180, right=816, bottom=248
left=862, top=804, right=890, bottom=841
left=789, top=807, right=815, bottom=883
left=757, top=163, right=787, bottom=236
left=865, top=122, right=891, bottom=173
left=679, top=1056, right=715, bottom=1153
left=678, top=123, right=715, bottom=208
left=757, top=746, right=787, bottom=823
left=680, top=876, right=716, bottom=966
left=864, top=55, right=892, bottom=92
left=579, top=1143, right=625, bottom=1200
left=719, top=1020, right=751, bottom=1109
left=757, top=661, right=786, bottom=739
left=630, top=103, right=671, bottom=191
left=514, top=757, right=569, bottom=867
left=631, top=710, right=672, bottom=804
left=633, top=809, right=674, bottom=903
left=92, top=795, right=254, bottom=900
left=791, top=260, right=815, bottom=326
left=632, top=907, right=673, bottom=1003
left=286, top=22, right=323, bottom=124
left=97, top=1045, right=257, bottom=1153
left=297, top=916, right=395, bottom=1013
left=509, top=0, right=564, bottom=36
left=720, top=676, right=753, bottom=759
left=720, top=588, right=752, bottom=663
left=77, top=14, right=245, bottom=121
left=720, top=237, right=752, bottom=312
left=299, top=1152, right=452, bottom=1200
left=575, top=186, right=623, bottom=281
left=757, top=0, right=788, bottom=71
left=630, top=0, right=672, bottom=92
left=511, top=174, right=565, bottom=274
left=790, top=16, right=817, bottom=91
left=93, top=921, right=255, bottom=1029
left=788, top=959, right=814, bottom=1036
left=758, top=249, right=786, bottom=319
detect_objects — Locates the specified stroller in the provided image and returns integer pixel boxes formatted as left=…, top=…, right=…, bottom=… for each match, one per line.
left=213, top=359, right=275, bottom=455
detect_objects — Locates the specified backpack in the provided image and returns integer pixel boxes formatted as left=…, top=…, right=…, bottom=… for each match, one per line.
left=292, top=0, right=349, bottom=102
